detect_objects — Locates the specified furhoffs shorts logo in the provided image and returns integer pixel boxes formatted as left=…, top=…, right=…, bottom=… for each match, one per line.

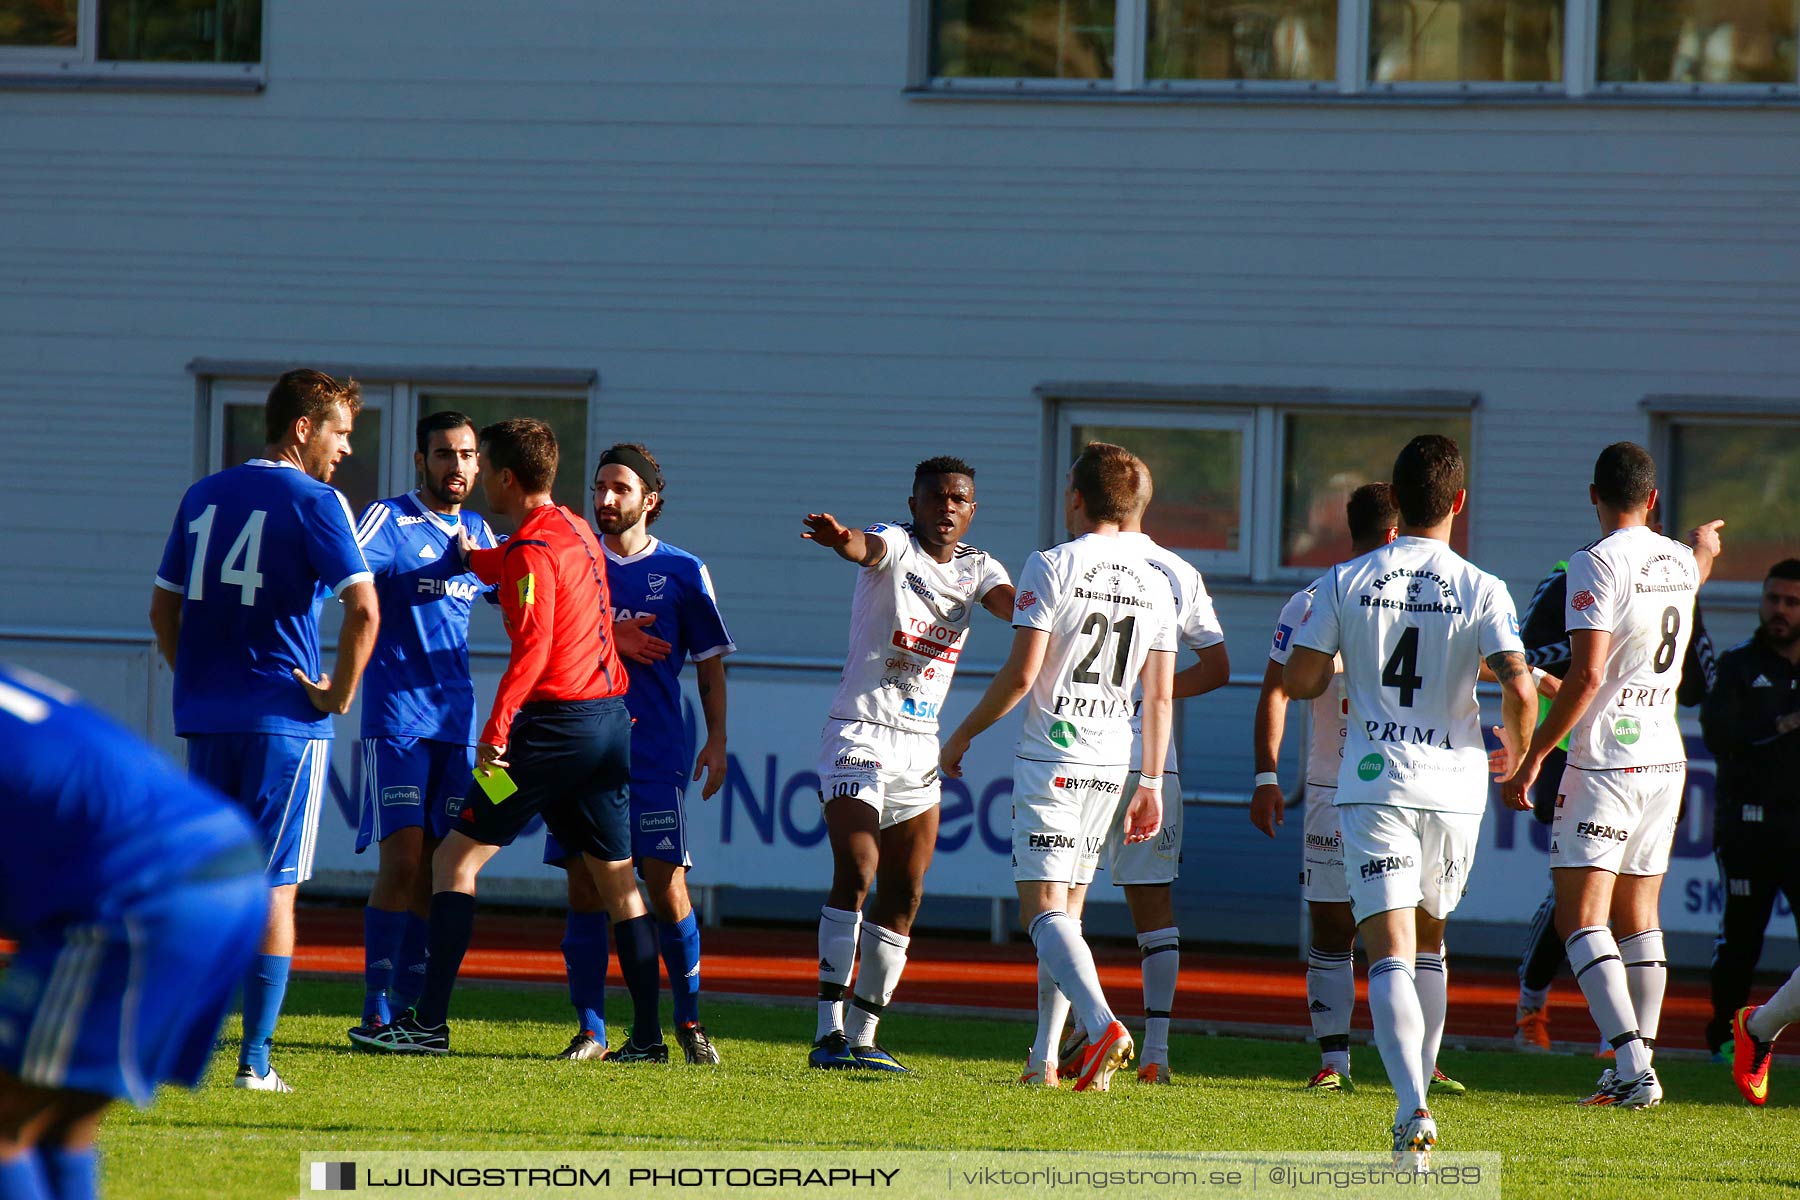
left=311, top=1162, right=355, bottom=1191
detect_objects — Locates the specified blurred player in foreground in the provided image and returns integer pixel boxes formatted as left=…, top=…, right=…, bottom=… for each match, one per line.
left=0, top=666, right=266, bottom=1200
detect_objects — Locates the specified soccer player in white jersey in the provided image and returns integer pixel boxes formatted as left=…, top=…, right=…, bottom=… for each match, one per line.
left=1029, top=482, right=1230, bottom=1087
left=1284, top=435, right=1535, bottom=1163
left=1254, top=483, right=1398, bottom=1092
left=1502, top=442, right=1722, bottom=1109
left=942, top=442, right=1177, bottom=1094
left=801, top=456, right=1015, bottom=1072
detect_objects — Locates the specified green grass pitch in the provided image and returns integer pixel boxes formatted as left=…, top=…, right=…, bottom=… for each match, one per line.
left=103, top=978, right=1796, bottom=1199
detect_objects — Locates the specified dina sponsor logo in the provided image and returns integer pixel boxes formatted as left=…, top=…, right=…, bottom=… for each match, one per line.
left=1356, top=753, right=1385, bottom=782
left=1613, top=716, right=1642, bottom=745
left=1048, top=720, right=1079, bottom=750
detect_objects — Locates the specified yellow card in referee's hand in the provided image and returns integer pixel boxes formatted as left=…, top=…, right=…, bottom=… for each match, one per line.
left=475, top=765, right=518, bottom=804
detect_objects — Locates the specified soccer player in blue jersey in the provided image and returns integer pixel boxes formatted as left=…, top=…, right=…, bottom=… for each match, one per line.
left=545, top=443, right=735, bottom=1065
left=149, top=368, right=379, bottom=1093
left=0, top=666, right=266, bottom=1200
left=346, top=411, right=499, bottom=1044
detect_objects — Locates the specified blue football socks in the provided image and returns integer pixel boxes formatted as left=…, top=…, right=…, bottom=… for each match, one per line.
left=661, top=911, right=703, bottom=1027
left=362, top=906, right=409, bottom=1025
left=240, top=954, right=292, bottom=1075
left=561, top=910, right=611, bottom=1040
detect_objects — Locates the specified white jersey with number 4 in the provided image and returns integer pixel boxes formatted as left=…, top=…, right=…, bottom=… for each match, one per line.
left=827, top=522, right=1011, bottom=736
left=1564, top=525, right=1698, bottom=770
left=1012, top=533, right=1176, bottom=767
left=1122, top=531, right=1225, bottom=777
left=1268, top=581, right=1348, bottom=790
left=1293, top=536, right=1523, bottom=815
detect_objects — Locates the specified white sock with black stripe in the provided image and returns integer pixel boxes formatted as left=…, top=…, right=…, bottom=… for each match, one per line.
left=1565, top=925, right=1652, bottom=1079
left=1416, top=947, right=1448, bottom=1077
left=1367, top=956, right=1427, bottom=1125
left=1619, top=929, right=1666, bottom=1060
left=1136, top=927, right=1179, bottom=1067
left=1307, top=947, right=1355, bottom=1073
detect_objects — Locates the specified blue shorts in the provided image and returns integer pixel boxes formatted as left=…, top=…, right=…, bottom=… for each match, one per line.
left=0, top=851, right=266, bottom=1106
left=185, top=733, right=329, bottom=885
left=542, top=779, right=689, bottom=868
left=355, top=736, right=474, bottom=853
left=456, top=698, right=631, bottom=860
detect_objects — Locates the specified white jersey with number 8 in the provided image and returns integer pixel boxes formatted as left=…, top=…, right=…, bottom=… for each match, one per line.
left=1563, top=525, right=1697, bottom=770
left=1012, top=533, right=1176, bottom=767
left=1293, top=536, right=1523, bottom=815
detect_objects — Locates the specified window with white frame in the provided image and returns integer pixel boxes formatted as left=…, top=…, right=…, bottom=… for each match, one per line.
left=0, top=0, right=261, bottom=77
left=919, top=0, right=1800, bottom=94
left=1651, top=400, right=1800, bottom=586
left=1052, top=389, right=1476, bottom=578
left=200, top=371, right=594, bottom=524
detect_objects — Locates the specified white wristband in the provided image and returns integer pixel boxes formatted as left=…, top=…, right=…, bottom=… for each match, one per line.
left=1136, top=774, right=1164, bottom=792
left=1253, top=771, right=1281, bottom=789
left=1531, top=667, right=1547, bottom=684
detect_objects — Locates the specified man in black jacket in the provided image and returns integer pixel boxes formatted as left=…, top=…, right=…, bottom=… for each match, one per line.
left=1702, top=558, right=1800, bottom=1054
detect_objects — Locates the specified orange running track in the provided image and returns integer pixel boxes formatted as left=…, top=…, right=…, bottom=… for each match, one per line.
left=286, top=907, right=1730, bottom=1054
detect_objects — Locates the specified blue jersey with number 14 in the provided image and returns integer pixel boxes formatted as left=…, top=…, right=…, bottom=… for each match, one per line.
left=604, top=538, right=734, bottom=785
left=155, top=459, right=372, bottom=738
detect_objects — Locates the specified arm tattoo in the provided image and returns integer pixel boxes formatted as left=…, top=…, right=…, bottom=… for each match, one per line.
left=1486, top=650, right=1529, bottom=684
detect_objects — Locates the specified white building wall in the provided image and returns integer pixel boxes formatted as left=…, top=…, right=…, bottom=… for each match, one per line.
left=1, top=3, right=1794, bottom=952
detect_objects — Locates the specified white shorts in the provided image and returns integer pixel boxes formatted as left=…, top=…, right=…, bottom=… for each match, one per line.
left=1301, top=785, right=1349, bottom=905
left=815, top=719, right=940, bottom=831
left=1339, top=803, right=1482, bottom=922
left=1104, top=770, right=1182, bottom=886
left=1550, top=763, right=1684, bottom=876
left=1012, top=758, right=1126, bottom=886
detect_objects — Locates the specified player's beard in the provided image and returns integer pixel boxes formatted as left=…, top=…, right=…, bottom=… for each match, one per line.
left=424, top=468, right=469, bottom=509
left=1764, top=618, right=1800, bottom=648
left=594, top=496, right=644, bottom=536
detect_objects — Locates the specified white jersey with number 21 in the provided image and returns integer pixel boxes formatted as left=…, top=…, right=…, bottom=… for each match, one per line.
left=1012, top=533, right=1175, bottom=767
left=1293, top=536, right=1522, bottom=815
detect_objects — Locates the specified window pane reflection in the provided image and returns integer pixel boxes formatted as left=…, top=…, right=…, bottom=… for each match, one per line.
left=931, top=0, right=1116, bottom=78
left=1280, top=414, right=1473, bottom=568
left=1599, top=0, right=1797, bottom=84
left=1370, top=0, right=1562, bottom=82
left=1147, top=0, right=1337, bottom=80
left=1071, top=423, right=1244, bottom=553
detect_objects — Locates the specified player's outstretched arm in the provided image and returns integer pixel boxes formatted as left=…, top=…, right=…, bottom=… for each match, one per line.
left=149, top=587, right=182, bottom=670
left=1173, top=641, right=1229, bottom=700
left=1689, top=519, right=1725, bottom=587
left=801, top=513, right=884, bottom=568
left=1250, top=658, right=1289, bottom=838
left=1125, top=649, right=1175, bottom=844
left=693, top=654, right=728, bottom=800
left=939, top=626, right=1048, bottom=778
left=1282, top=647, right=1335, bottom=700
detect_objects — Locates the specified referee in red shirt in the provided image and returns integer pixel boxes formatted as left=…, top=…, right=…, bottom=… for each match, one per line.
left=354, top=418, right=663, bottom=1055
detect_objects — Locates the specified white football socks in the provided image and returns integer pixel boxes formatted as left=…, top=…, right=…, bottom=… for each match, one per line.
left=1307, top=946, right=1355, bottom=1069
left=1029, top=910, right=1115, bottom=1041
left=843, top=923, right=909, bottom=1047
left=1416, top=948, right=1448, bottom=1076
left=1367, top=956, right=1428, bottom=1124
left=1032, top=958, right=1072, bottom=1068
left=1137, top=926, right=1179, bottom=1066
left=1619, top=929, right=1666, bottom=1056
left=815, top=906, right=861, bottom=1041
left=1565, top=925, right=1652, bottom=1079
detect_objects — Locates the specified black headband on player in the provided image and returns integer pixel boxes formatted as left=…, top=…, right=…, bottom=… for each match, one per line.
left=598, top=447, right=663, bottom=494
